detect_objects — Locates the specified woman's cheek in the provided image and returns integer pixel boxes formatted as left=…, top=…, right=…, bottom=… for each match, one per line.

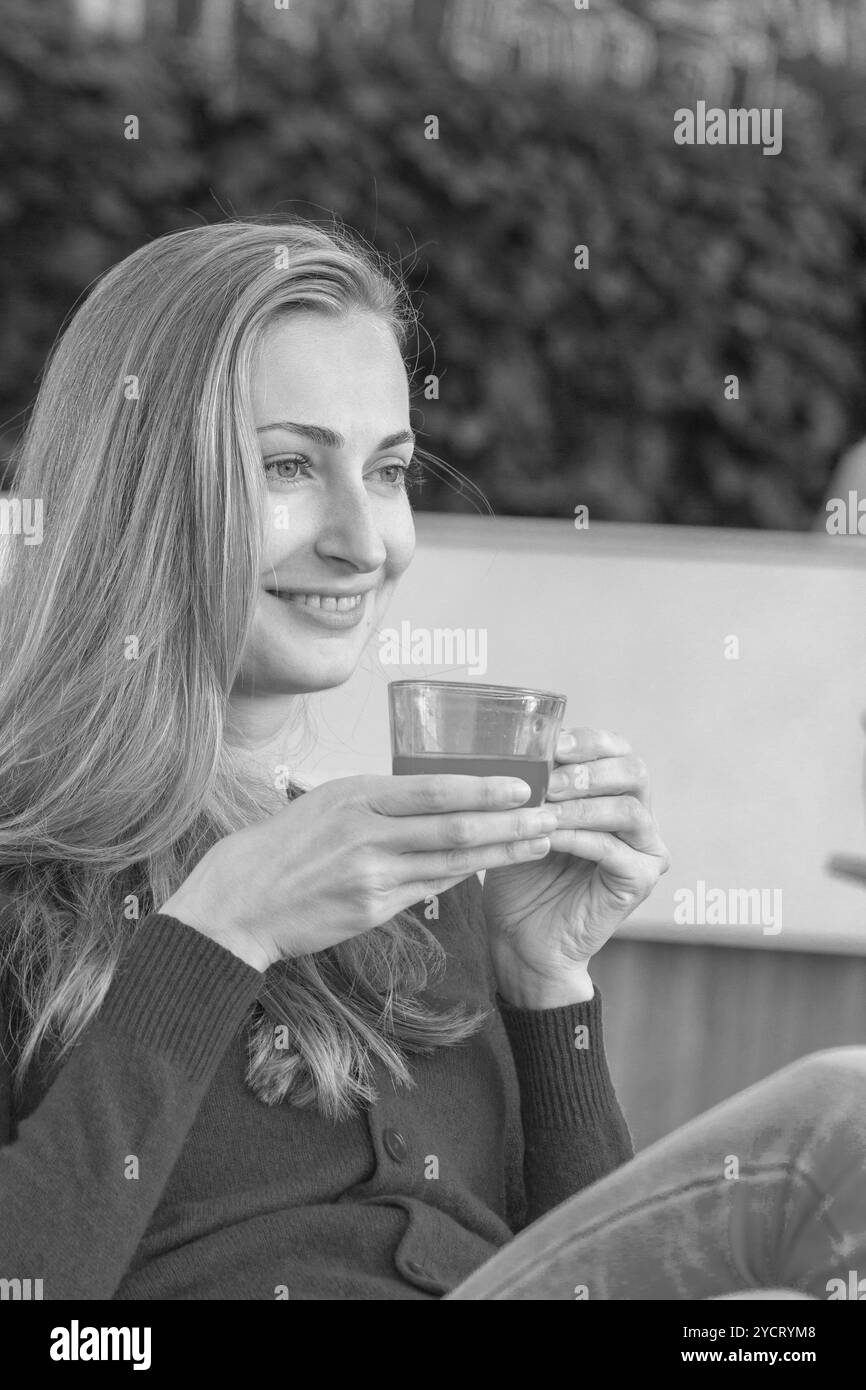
left=386, top=502, right=416, bottom=575
left=262, top=493, right=313, bottom=561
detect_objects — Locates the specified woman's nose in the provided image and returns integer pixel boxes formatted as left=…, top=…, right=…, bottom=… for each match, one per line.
left=313, top=484, right=388, bottom=573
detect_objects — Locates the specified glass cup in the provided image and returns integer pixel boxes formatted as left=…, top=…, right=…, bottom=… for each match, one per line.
left=388, top=680, right=568, bottom=806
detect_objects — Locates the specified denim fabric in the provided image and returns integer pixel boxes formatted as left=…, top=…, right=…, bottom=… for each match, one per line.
left=444, top=1048, right=866, bottom=1300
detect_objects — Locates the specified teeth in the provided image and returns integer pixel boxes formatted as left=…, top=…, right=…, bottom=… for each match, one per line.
left=279, top=592, right=364, bottom=611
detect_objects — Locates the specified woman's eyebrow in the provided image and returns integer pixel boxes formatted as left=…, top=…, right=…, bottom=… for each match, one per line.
left=255, top=421, right=415, bottom=451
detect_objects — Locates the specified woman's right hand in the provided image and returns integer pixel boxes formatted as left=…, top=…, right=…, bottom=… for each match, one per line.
left=158, top=774, right=560, bottom=971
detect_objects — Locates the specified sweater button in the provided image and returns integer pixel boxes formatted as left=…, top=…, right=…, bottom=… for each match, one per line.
left=383, top=1128, right=407, bottom=1162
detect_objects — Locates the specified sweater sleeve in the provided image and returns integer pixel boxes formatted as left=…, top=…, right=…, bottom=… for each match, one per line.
left=496, top=988, right=635, bottom=1229
left=0, top=912, right=264, bottom=1300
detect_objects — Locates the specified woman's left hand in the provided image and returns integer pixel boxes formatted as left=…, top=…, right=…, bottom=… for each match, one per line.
left=482, top=728, right=670, bottom=1006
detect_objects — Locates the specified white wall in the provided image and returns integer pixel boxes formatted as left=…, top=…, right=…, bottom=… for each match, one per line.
left=298, top=513, right=866, bottom=956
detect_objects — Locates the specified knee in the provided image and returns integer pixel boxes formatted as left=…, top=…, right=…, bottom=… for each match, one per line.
left=785, top=1045, right=866, bottom=1088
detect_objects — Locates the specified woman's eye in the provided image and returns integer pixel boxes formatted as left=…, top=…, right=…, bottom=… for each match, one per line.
left=263, top=456, right=309, bottom=483
left=376, top=462, right=409, bottom=486
left=375, top=457, right=423, bottom=489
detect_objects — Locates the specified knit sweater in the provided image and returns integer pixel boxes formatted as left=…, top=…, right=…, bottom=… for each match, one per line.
left=0, top=871, right=633, bottom=1300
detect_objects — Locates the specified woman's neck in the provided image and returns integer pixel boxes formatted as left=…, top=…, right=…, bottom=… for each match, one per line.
left=225, top=693, right=308, bottom=811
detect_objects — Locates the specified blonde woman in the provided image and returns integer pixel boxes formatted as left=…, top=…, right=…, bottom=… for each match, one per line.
left=0, top=219, right=863, bottom=1301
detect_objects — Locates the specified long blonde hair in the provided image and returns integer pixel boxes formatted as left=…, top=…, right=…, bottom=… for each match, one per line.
left=0, top=217, right=489, bottom=1121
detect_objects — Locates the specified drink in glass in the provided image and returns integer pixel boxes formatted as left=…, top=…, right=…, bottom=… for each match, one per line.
left=388, top=680, right=567, bottom=807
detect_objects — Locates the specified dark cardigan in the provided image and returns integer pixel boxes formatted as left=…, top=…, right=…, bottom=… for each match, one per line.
left=0, top=872, right=633, bottom=1299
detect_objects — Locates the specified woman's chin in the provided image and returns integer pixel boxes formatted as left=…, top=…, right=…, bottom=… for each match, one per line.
left=274, top=651, right=365, bottom=694
left=284, top=665, right=358, bottom=694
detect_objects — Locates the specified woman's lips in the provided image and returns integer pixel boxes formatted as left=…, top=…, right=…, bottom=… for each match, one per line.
left=264, top=589, right=370, bottom=629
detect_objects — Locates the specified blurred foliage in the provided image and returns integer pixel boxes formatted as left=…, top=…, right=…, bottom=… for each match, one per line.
left=1, top=0, right=865, bottom=526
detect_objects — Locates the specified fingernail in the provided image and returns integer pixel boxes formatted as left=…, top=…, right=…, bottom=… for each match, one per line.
left=507, top=779, right=531, bottom=801
left=526, top=837, right=550, bottom=854
left=558, top=733, right=576, bottom=751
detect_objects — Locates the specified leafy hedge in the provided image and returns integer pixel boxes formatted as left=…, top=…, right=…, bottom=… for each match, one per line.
left=1, top=0, right=865, bottom=526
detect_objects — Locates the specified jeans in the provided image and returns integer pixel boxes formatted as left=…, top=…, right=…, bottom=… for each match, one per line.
left=444, top=1047, right=866, bottom=1300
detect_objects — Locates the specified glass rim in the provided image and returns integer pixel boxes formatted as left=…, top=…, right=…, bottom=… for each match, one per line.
left=387, top=679, right=567, bottom=705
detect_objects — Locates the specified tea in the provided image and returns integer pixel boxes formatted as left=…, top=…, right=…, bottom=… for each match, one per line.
left=392, top=753, right=551, bottom=807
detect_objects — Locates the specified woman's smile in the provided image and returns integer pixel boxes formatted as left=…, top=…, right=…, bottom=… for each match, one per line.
left=262, top=585, right=374, bottom=629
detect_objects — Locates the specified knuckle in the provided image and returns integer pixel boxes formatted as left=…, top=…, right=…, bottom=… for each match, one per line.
left=599, top=728, right=631, bottom=756
left=628, top=756, right=649, bottom=789
left=343, top=811, right=371, bottom=849
left=637, top=862, right=661, bottom=894
left=623, top=794, right=646, bottom=824
left=573, top=764, right=592, bottom=791
left=424, top=776, right=452, bottom=812
left=352, top=856, right=385, bottom=898
left=354, top=882, right=378, bottom=913
left=790, top=1048, right=866, bottom=1088
left=481, top=779, right=503, bottom=808
left=338, top=774, right=372, bottom=806
left=444, top=847, right=474, bottom=873
left=355, top=890, right=380, bottom=926
left=447, top=814, right=477, bottom=847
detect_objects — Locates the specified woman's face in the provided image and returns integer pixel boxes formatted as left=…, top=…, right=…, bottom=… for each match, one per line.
left=235, top=310, right=416, bottom=699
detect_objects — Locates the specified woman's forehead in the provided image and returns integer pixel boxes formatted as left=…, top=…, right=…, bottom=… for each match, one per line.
left=252, top=314, right=409, bottom=420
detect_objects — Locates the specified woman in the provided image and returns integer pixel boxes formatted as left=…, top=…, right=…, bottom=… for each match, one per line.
left=0, top=218, right=863, bottom=1301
